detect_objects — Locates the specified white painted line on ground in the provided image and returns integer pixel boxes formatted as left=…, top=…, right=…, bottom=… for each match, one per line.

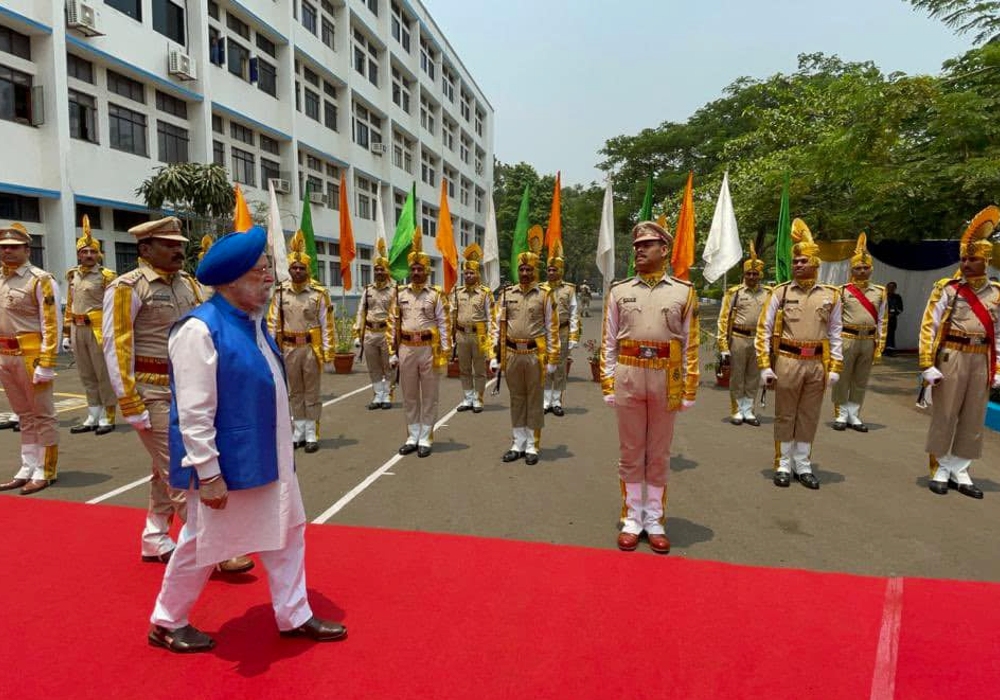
left=869, top=576, right=904, bottom=700
left=312, top=377, right=499, bottom=524
left=323, top=383, right=373, bottom=407
left=86, top=475, right=151, bottom=504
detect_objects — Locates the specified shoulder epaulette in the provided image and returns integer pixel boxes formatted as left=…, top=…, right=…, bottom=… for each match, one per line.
left=101, top=268, right=118, bottom=281
left=114, top=268, right=142, bottom=287
left=65, top=267, right=77, bottom=281
left=609, top=278, right=630, bottom=289
left=670, top=276, right=693, bottom=287
left=771, top=281, right=792, bottom=291
left=727, top=284, right=742, bottom=293
left=762, top=284, right=774, bottom=293
left=564, top=282, right=576, bottom=290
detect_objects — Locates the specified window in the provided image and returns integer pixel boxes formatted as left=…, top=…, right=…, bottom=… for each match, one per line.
left=108, top=103, right=147, bottom=156
left=360, top=265, right=371, bottom=286
left=356, top=176, right=377, bottom=220
left=115, top=242, right=139, bottom=273
left=227, top=40, right=250, bottom=80
left=475, top=187, right=484, bottom=214
left=352, top=29, right=379, bottom=86
left=302, top=2, right=317, bottom=35
left=475, top=108, right=484, bottom=137
left=157, top=121, right=189, bottom=163
left=321, top=19, right=335, bottom=51
left=324, top=96, right=338, bottom=131
left=230, top=122, right=254, bottom=145
left=441, top=67, right=455, bottom=103
left=442, top=119, right=455, bottom=151
left=460, top=90, right=471, bottom=122
left=260, top=135, right=279, bottom=155
left=106, top=0, right=141, bottom=21
left=420, top=96, right=435, bottom=135
left=226, top=13, right=250, bottom=39
left=421, top=203, right=437, bottom=238
left=303, top=66, right=319, bottom=88
left=304, top=88, right=320, bottom=121
left=420, top=39, right=435, bottom=80
left=0, top=193, right=41, bottom=222
left=212, top=114, right=224, bottom=133
left=75, top=204, right=102, bottom=229
left=459, top=134, right=470, bottom=164
left=0, top=27, right=30, bottom=60
left=391, top=68, right=410, bottom=113
left=391, top=3, right=411, bottom=51
left=365, top=0, right=378, bottom=16
left=256, top=34, right=276, bottom=58
left=208, top=28, right=225, bottom=66
left=443, top=166, right=457, bottom=197
left=261, top=158, right=281, bottom=188
left=0, top=66, right=33, bottom=124
left=213, top=140, right=225, bottom=166
left=257, top=60, right=276, bottom=97
left=352, top=102, right=381, bottom=149
left=155, top=91, right=187, bottom=118
left=67, top=54, right=94, bottom=84
left=421, top=150, right=437, bottom=187
left=475, top=148, right=484, bottom=176
left=394, top=191, right=406, bottom=222
left=113, top=209, right=149, bottom=232
left=307, top=154, right=322, bottom=171
left=231, top=147, right=255, bottom=186
left=208, top=1, right=219, bottom=20
left=307, top=175, right=324, bottom=203
left=460, top=220, right=472, bottom=248
left=392, top=131, right=413, bottom=173
left=68, top=90, right=98, bottom=143
left=459, top=178, right=470, bottom=207
left=107, top=70, right=145, bottom=104
left=475, top=225, right=484, bottom=248
left=326, top=179, right=340, bottom=210
left=152, top=0, right=186, bottom=45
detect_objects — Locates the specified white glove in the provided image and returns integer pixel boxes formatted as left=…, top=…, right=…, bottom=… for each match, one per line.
left=546, top=363, right=557, bottom=374
left=354, top=338, right=361, bottom=349
left=760, top=368, right=777, bottom=386
left=720, top=351, right=731, bottom=360
left=922, top=366, right=943, bottom=385
left=568, top=340, right=578, bottom=351
left=603, top=394, right=615, bottom=407
left=827, top=372, right=840, bottom=386
left=62, top=337, right=72, bottom=352
left=993, top=374, right=1000, bottom=390
left=489, top=358, right=500, bottom=372
left=126, top=410, right=152, bottom=431
left=681, top=399, right=696, bottom=411
left=389, top=354, right=399, bottom=368
left=32, top=366, right=55, bottom=384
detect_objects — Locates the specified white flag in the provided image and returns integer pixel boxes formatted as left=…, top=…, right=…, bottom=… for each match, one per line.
left=596, top=179, right=615, bottom=294
left=483, top=193, right=500, bottom=290
left=702, top=171, right=742, bottom=284
left=267, top=180, right=290, bottom=284
left=374, top=183, right=387, bottom=249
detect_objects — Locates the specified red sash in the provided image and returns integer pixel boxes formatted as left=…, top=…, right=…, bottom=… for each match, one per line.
left=954, top=283, right=997, bottom=379
left=844, top=284, right=879, bottom=324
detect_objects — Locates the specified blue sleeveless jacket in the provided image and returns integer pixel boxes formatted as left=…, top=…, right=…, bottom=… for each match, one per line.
left=169, top=294, right=285, bottom=491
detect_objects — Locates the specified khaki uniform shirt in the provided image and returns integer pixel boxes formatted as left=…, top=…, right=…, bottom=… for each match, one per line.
left=755, top=281, right=844, bottom=373
left=353, top=281, right=394, bottom=337
left=491, top=283, right=560, bottom=365
left=919, top=278, right=1000, bottom=375
left=267, top=280, right=335, bottom=362
left=386, top=284, right=450, bottom=356
left=841, top=282, right=887, bottom=355
left=542, top=281, right=580, bottom=343
left=717, top=283, right=769, bottom=353
left=0, top=263, right=60, bottom=367
left=102, top=259, right=202, bottom=416
left=64, top=265, right=116, bottom=343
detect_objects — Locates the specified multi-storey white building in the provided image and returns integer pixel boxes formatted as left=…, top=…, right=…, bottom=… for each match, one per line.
left=0, top=0, right=494, bottom=293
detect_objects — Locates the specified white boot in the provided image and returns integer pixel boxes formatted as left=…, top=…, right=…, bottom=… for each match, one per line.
left=543, top=390, right=552, bottom=410
left=379, top=379, right=391, bottom=404
left=846, top=402, right=864, bottom=426
left=418, top=424, right=433, bottom=447
left=834, top=405, right=848, bottom=428
left=620, top=482, right=643, bottom=535
left=12, top=444, right=36, bottom=480
left=643, top=484, right=667, bottom=535
left=512, top=427, right=528, bottom=452
left=552, top=390, right=563, bottom=408
left=304, top=421, right=318, bottom=448
left=792, top=442, right=813, bottom=474
left=472, top=391, right=484, bottom=410
left=738, top=397, right=757, bottom=422
left=777, top=441, right=793, bottom=474
left=85, top=406, right=101, bottom=426
left=405, top=423, right=419, bottom=446
left=524, top=428, right=539, bottom=456
left=99, top=406, right=114, bottom=427
left=939, top=454, right=974, bottom=486
left=292, top=420, right=306, bottom=445
left=462, top=389, right=475, bottom=407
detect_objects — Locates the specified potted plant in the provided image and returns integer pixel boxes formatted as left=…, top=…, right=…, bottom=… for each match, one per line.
left=584, top=339, right=602, bottom=383
left=331, top=305, right=356, bottom=374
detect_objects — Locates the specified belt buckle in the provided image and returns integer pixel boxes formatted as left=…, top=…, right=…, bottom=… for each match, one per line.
left=801, top=346, right=818, bottom=357
left=517, top=342, right=529, bottom=351
left=970, top=337, right=985, bottom=346
left=638, top=345, right=657, bottom=359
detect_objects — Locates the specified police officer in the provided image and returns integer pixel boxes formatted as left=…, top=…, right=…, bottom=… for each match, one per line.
left=354, top=239, right=395, bottom=410
left=541, top=240, right=579, bottom=416
left=64, top=216, right=118, bottom=435
left=578, top=279, right=593, bottom=318
left=453, top=243, right=495, bottom=413
left=0, top=223, right=60, bottom=495
left=601, top=221, right=699, bottom=553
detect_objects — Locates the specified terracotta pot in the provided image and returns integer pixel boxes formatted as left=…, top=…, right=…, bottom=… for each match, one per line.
left=333, top=352, right=355, bottom=374
left=715, top=361, right=731, bottom=388
left=589, top=360, right=601, bottom=383
left=447, top=358, right=461, bottom=378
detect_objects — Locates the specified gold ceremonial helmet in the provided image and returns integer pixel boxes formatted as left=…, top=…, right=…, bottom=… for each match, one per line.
left=462, top=242, right=482, bottom=272
left=517, top=225, right=544, bottom=269
left=374, top=238, right=389, bottom=269
left=547, top=239, right=565, bottom=272
left=287, top=230, right=312, bottom=269
left=959, top=205, right=999, bottom=260
left=198, top=234, right=213, bottom=262
left=791, top=218, right=820, bottom=266
left=407, top=226, right=430, bottom=268
left=76, top=215, right=101, bottom=252
left=743, top=241, right=764, bottom=272
left=850, top=232, right=872, bottom=267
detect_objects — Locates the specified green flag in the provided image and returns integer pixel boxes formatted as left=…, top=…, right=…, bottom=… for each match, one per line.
left=775, top=174, right=791, bottom=283
left=299, top=182, right=319, bottom=278
left=627, top=174, right=653, bottom=277
left=509, top=184, right=530, bottom=280
left=388, top=183, right=417, bottom=282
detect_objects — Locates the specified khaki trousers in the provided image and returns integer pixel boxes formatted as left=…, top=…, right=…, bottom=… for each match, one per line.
left=505, top=352, right=544, bottom=431
left=728, top=335, right=760, bottom=405
left=832, top=337, right=874, bottom=407
left=362, top=334, right=390, bottom=384
left=545, top=328, right=571, bottom=395
left=72, top=325, right=116, bottom=408
left=926, top=350, right=990, bottom=460
left=614, top=364, right=677, bottom=488
left=0, top=354, right=58, bottom=478
left=457, top=330, right=486, bottom=398
left=135, top=384, right=186, bottom=558
left=400, top=344, right=439, bottom=428
left=773, top=355, right=825, bottom=443
left=284, top=345, right=321, bottom=421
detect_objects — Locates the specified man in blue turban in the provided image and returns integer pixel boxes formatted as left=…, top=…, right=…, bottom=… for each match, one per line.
left=148, top=226, right=347, bottom=652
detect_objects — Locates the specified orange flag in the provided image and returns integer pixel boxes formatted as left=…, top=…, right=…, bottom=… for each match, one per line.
left=544, top=171, right=562, bottom=252
left=233, top=184, right=253, bottom=232
left=339, top=174, right=355, bottom=291
left=435, top=179, right=458, bottom=293
left=671, top=172, right=695, bottom=280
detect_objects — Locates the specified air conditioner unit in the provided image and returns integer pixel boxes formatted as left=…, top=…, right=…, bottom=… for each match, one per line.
left=309, top=191, right=327, bottom=205
left=269, top=178, right=291, bottom=194
left=66, top=0, right=104, bottom=37
left=370, top=141, right=388, bottom=155
left=168, top=49, right=197, bottom=81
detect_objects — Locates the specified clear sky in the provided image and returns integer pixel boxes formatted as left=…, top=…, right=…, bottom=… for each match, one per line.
left=423, top=0, right=971, bottom=187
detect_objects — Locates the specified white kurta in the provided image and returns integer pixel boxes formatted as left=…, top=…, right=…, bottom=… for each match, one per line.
left=168, top=312, right=305, bottom=567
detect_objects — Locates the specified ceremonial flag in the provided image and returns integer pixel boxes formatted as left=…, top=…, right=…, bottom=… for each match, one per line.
left=628, top=174, right=654, bottom=277
left=267, top=179, right=290, bottom=284
left=298, top=182, right=319, bottom=278
left=544, top=171, right=562, bottom=252
left=388, top=183, right=417, bottom=282
left=670, top=171, right=695, bottom=281
left=374, top=183, right=387, bottom=249
left=701, top=171, right=742, bottom=284
left=775, top=174, right=792, bottom=283
left=436, top=179, right=458, bottom=293
left=233, top=184, right=253, bottom=232
left=338, top=173, right=355, bottom=290
left=596, top=179, right=616, bottom=294
left=509, top=184, right=530, bottom=277
left=483, top=193, right=500, bottom=289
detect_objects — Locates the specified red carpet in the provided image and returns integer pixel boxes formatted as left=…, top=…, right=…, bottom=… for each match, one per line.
left=1, top=497, right=998, bottom=699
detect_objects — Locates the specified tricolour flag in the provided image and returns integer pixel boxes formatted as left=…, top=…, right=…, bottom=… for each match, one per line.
left=436, top=179, right=458, bottom=293
left=701, top=171, right=742, bottom=284
left=775, top=174, right=792, bottom=283
left=670, top=172, right=695, bottom=281
left=596, top=179, right=616, bottom=294
left=299, top=182, right=319, bottom=279
left=338, top=173, right=355, bottom=290
left=388, top=183, right=417, bottom=282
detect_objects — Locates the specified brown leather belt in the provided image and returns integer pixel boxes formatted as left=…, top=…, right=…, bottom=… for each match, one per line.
left=945, top=333, right=988, bottom=346
left=506, top=338, right=538, bottom=351
left=778, top=342, right=823, bottom=358
left=365, top=320, right=387, bottom=330
left=842, top=324, right=875, bottom=339
left=619, top=344, right=670, bottom=359
left=135, top=356, right=168, bottom=374
left=559, top=321, right=569, bottom=329
left=283, top=333, right=310, bottom=346
left=72, top=314, right=92, bottom=326
left=401, top=330, right=434, bottom=342
left=731, top=326, right=753, bottom=338
left=456, top=323, right=482, bottom=333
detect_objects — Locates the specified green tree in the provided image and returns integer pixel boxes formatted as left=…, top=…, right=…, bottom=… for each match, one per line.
left=907, top=0, right=1000, bottom=44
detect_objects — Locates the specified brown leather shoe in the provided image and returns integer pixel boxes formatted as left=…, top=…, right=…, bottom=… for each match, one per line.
left=0, top=478, right=28, bottom=492
left=280, top=616, right=347, bottom=642
left=148, top=624, right=215, bottom=653
left=142, top=550, right=174, bottom=564
left=20, top=479, right=50, bottom=495
left=215, top=555, right=254, bottom=574
left=617, top=531, right=639, bottom=551
left=648, top=533, right=671, bottom=554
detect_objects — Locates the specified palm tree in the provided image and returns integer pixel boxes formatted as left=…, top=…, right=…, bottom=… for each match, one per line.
left=908, top=0, right=1000, bottom=45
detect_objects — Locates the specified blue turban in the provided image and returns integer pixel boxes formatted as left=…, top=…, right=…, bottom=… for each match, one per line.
left=196, top=226, right=268, bottom=286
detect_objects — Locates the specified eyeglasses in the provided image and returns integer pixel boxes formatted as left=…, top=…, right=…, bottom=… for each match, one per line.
left=247, top=264, right=274, bottom=277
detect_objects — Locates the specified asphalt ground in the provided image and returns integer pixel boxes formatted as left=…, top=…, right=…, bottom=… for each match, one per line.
left=3, top=304, right=999, bottom=582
